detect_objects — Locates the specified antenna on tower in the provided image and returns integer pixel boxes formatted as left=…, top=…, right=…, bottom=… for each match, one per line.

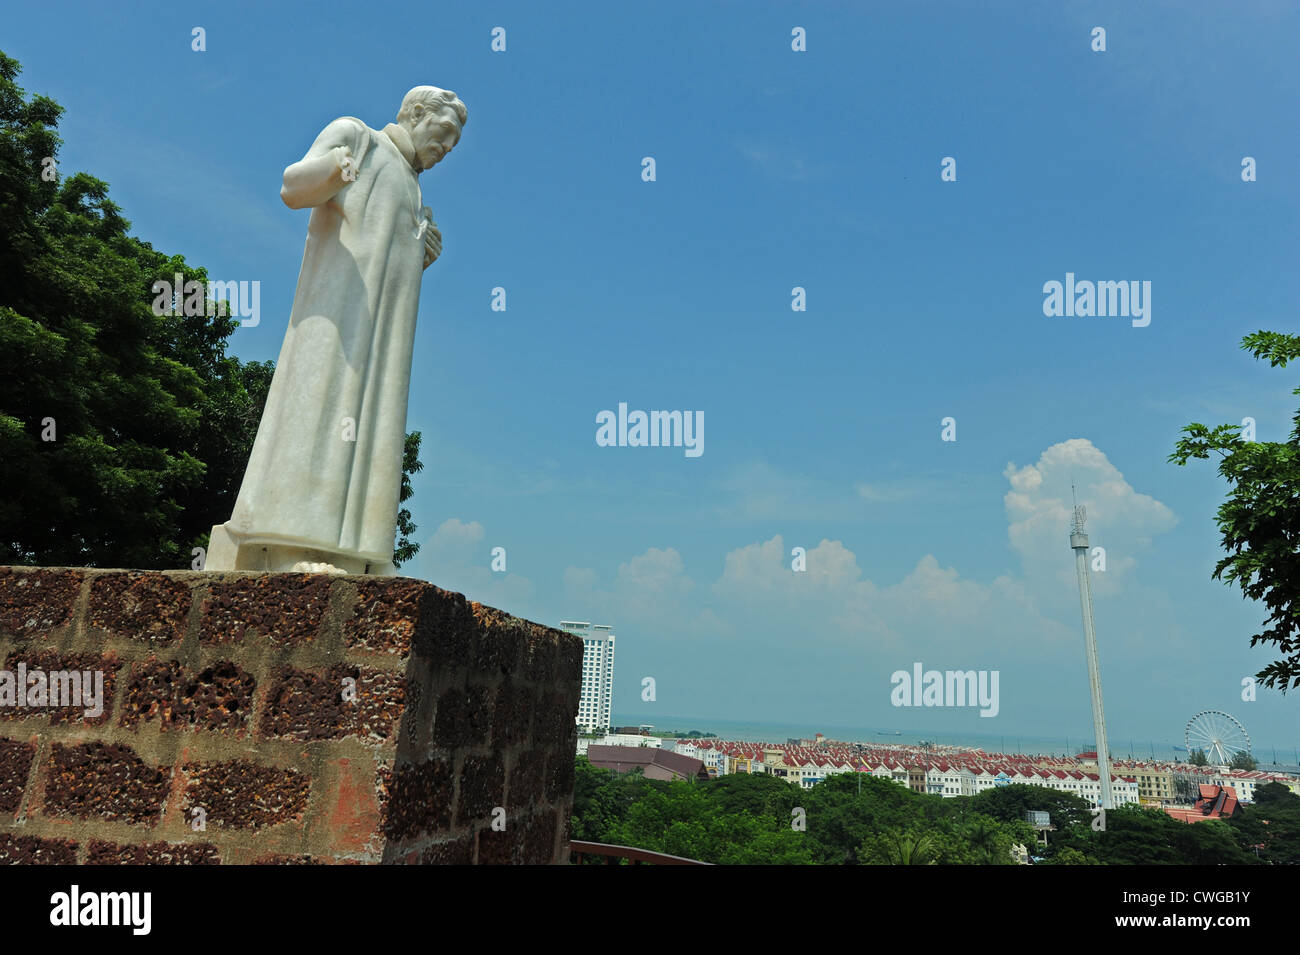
left=1071, top=483, right=1086, bottom=532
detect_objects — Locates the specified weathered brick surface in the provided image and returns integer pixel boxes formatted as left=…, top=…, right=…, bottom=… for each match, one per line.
left=546, top=746, right=577, bottom=803
left=521, top=637, right=557, bottom=686
left=344, top=578, right=429, bottom=655
left=492, top=681, right=533, bottom=746
left=509, top=749, right=546, bottom=807
left=0, top=568, right=79, bottom=638
left=86, top=839, right=221, bottom=865
left=119, top=659, right=255, bottom=732
left=0, top=832, right=77, bottom=864
left=183, top=759, right=310, bottom=830
left=0, top=567, right=581, bottom=864
left=410, top=587, right=476, bottom=663
left=459, top=754, right=505, bottom=822
left=469, top=606, right=527, bottom=676
left=252, top=853, right=326, bottom=865
left=43, top=742, right=170, bottom=824
left=0, top=650, right=120, bottom=725
left=378, top=757, right=453, bottom=840
left=535, top=694, right=576, bottom=750
left=259, top=665, right=404, bottom=741
left=199, top=574, right=330, bottom=645
left=0, top=737, right=35, bottom=813
left=87, top=572, right=191, bottom=643
left=434, top=685, right=494, bottom=748
left=476, top=825, right=515, bottom=865
left=523, top=810, right=559, bottom=864
left=420, top=836, right=474, bottom=865
left=321, top=756, right=384, bottom=857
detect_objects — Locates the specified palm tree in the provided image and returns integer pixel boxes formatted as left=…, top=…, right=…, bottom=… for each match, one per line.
left=888, top=831, right=939, bottom=865
left=965, top=819, right=1001, bottom=864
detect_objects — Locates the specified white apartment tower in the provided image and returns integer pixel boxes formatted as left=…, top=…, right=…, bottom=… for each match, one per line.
left=560, top=621, right=615, bottom=732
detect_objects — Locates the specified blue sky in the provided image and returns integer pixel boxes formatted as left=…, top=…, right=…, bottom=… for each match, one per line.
left=9, top=0, right=1300, bottom=752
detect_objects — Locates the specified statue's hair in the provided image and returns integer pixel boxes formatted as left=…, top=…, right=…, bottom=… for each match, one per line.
left=397, top=86, right=468, bottom=130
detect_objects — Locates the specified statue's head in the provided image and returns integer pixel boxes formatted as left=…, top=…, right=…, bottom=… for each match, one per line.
left=396, top=86, right=467, bottom=171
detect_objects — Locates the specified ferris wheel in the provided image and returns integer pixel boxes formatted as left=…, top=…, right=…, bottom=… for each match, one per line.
left=1185, top=710, right=1251, bottom=766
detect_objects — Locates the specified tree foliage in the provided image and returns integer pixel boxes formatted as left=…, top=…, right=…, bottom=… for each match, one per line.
left=569, top=764, right=1286, bottom=865
left=0, top=51, right=257, bottom=566
left=0, top=51, right=423, bottom=571
left=1229, top=751, right=1257, bottom=771
left=393, top=431, right=423, bottom=568
left=1228, top=782, right=1300, bottom=864
left=1171, top=329, right=1300, bottom=690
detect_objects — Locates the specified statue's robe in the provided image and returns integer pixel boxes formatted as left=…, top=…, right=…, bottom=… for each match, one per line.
left=207, top=118, right=429, bottom=572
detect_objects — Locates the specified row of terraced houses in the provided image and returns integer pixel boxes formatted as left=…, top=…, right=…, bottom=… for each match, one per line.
left=670, top=740, right=1300, bottom=811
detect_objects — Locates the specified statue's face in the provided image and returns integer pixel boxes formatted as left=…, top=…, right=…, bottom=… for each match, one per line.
left=407, top=104, right=461, bottom=171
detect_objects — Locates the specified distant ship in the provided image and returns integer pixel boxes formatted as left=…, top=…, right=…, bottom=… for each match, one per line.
left=879, top=730, right=901, bottom=736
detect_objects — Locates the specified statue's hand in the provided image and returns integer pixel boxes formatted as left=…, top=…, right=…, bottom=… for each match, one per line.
left=423, top=222, right=442, bottom=269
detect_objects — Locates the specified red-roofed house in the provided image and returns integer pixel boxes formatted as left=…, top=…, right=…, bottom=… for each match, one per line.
left=587, top=745, right=709, bottom=782
left=1165, top=784, right=1239, bottom=823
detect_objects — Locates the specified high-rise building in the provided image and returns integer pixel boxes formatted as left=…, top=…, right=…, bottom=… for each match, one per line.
left=560, top=621, right=615, bottom=732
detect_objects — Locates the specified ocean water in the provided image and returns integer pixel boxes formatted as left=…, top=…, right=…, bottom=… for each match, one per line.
left=612, top=713, right=1300, bottom=771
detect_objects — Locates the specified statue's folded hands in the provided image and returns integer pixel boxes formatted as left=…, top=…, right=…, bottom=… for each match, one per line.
left=423, top=221, right=442, bottom=268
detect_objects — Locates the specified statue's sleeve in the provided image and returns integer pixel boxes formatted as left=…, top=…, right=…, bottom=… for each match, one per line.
left=280, top=117, right=371, bottom=209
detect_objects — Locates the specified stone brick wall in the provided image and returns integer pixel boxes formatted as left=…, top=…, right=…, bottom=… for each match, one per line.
left=0, top=566, right=581, bottom=864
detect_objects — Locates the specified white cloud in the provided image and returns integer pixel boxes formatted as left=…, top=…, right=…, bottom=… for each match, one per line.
left=562, top=546, right=695, bottom=629
left=404, top=441, right=1170, bottom=722
left=709, top=535, right=1068, bottom=659
left=714, top=535, right=867, bottom=599
left=423, top=517, right=485, bottom=554
left=409, top=518, right=534, bottom=608
left=1003, top=439, right=1177, bottom=595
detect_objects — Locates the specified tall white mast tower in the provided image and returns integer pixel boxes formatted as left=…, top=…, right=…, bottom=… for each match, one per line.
left=1070, top=493, right=1114, bottom=810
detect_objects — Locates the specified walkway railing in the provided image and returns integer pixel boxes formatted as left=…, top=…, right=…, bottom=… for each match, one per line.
left=568, top=840, right=711, bottom=865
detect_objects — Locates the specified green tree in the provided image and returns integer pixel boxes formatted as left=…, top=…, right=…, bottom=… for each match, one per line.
left=703, top=771, right=801, bottom=819
left=393, top=431, right=423, bottom=568
left=859, top=828, right=939, bottom=865
left=1170, top=328, right=1300, bottom=690
left=1229, top=751, right=1257, bottom=771
left=959, top=815, right=1017, bottom=865
left=570, top=756, right=668, bottom=848
left=0, top=54, right=215, bottom=568
left=1045, top=846, right=1094, bottom=865
left=801, top=772, right=919, bottom=864
left=603, top=780, right=812, bottom=865
left=1227, top=782, right=1300, bottom=864
left=0, top=51, right=425, bottom=570
left=1189, top=748, right=1209, bottom=766
left=1084, top=804, right=1254, bottom=865
left=970, top=784, right=1093, bottom=835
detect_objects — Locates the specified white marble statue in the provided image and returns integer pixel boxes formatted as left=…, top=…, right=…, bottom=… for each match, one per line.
left=205, top=86, right=466, bottom=575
